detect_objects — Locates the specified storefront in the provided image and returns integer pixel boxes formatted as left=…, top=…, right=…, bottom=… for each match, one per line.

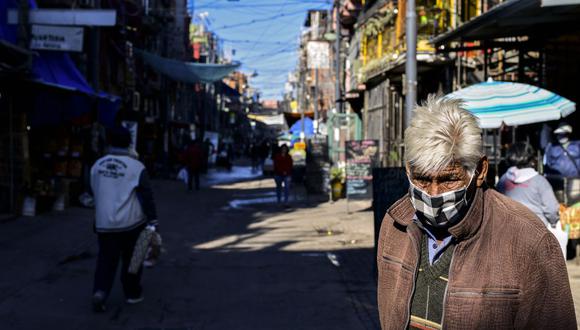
left=432, top=0, right=580, bottom=182
left=0, top=52, right=119, bottom=215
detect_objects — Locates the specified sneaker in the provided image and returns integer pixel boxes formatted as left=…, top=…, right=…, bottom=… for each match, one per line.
left=92, top=291, right=106, bottom=313
left=143, top=259, right=156, bottom=268
left=126, top=296, right=144, bottom=304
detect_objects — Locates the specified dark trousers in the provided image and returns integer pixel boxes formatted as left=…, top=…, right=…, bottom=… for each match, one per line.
left=93, top=225, right=144, bottom=300
left=567, top=238, right=580, bottom=260
left=187, top=168, right=200, bottom=191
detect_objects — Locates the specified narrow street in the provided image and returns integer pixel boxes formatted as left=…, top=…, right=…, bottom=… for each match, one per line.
left=0, top=169, right=379, bottom=330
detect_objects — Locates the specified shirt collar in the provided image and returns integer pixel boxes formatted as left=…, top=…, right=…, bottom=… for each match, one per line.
left=108, top=147, right=130, bottom=156
left=413, top=216, right=452, bottom=242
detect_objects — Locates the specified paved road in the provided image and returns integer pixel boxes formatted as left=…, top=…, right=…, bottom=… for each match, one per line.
left=0, top=172, right=378, bottom=330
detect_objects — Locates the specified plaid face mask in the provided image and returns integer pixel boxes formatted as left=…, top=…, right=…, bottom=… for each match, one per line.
left=408, top=172, right=476, bottom=228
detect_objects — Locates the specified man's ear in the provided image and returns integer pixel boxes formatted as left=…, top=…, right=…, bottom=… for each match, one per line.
left=476, top=156, right=489, bottom=187
left=405, top=163, right=411, bottom=178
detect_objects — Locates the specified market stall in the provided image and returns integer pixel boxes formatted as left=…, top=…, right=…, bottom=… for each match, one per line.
left=446, top=79, right=576, bottom=183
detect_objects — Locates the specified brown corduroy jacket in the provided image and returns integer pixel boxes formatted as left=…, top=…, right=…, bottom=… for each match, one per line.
left=377, top=187, right=577, bottom=329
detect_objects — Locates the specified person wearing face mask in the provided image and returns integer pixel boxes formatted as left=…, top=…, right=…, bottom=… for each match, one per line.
left=544, top=122, right=580, bottom=178
left=376, top=96, right=576, bottom=330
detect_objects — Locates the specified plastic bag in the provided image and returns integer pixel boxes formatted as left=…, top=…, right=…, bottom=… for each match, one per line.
left=177, top=167, right=188, bottom=184
left=143, top=232, right=162, bottom=268
left=128, top=226, right=155, bottom=274
left=547, top=221, right=568, bottom=260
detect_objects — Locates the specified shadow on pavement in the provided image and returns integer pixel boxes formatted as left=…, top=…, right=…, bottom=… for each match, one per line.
left=0, top=175, right=379, bottom=330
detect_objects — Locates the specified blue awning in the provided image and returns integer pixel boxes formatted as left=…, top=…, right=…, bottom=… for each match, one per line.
left=1, top=0, right=120, bottom=126
left=289, top=117, right=314, bottom=137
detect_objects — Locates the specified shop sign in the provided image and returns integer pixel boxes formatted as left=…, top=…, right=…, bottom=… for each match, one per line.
left=542, top=0, right=580, bottom=6
left=8, top=9, right=116, bottom=26
left=30, top=25, right=83, bottom=52
left=346, top=139, right=379, bottom=199
left=307, top=41, right=330, bottom=69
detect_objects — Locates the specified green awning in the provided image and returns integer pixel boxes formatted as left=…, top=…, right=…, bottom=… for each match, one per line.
left=137, top=49, right=241, bottom=84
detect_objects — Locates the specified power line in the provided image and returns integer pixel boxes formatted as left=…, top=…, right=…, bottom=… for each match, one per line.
left=211, top=8, right=310, bottom=30
left=237, top=44, right=297, bottom=61
left=196, top=0, right=331, bottom=10
left=220, top=35, right=298, bottom=45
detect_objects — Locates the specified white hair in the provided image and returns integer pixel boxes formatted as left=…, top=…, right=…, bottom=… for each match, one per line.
left=404, top=95, right=482, bottom=175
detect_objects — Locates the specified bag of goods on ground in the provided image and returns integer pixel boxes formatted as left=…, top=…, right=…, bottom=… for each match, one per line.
left=560, top=203, right=580, bottom=239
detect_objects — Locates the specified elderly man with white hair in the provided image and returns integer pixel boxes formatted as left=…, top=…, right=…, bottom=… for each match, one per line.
left=377, top=96, right=576, bottom=330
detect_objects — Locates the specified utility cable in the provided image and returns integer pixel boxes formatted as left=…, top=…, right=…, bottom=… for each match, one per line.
left=211, top=8, right=311, bottom=30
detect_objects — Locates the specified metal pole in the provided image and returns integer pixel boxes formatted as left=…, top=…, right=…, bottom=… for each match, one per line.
left=15, top=0, right=29, bottom=215
left=335, top=1, right=342, bottom=114
left=494, top=128, right=499, bottom=184
left=18, top=0, right=29, bottom=48
left=483, top=43, right=488, bottom=81
left=404, top=0, right=417, bottom=128
left=8, top=94, right=14, bottom=214
left=300, top=70, right=305, bottom=141
left=314, top=68, right=319, bottom=134
left=89, top=0, right=101, bottom=89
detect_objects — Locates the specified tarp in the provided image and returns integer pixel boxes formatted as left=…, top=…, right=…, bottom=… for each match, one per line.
left=31, top=50, right=94, bottom=94
left=0, top=0, right=120, bottom=126
left=247, top=113, right=286, bottom=126
left=289, top=117, right=314, bottom=137
left=137, top=49, right=241, bottom=84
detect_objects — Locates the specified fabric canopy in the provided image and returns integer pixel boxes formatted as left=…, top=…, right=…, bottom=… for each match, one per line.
left=0, top=0, right=120, bottom=126
left=247, top=113, right=286, bottom=126
left=289, top=117, right=314, bottom=137
left=31, top=50, right=95, bottom=94
left=137, top=49, right=241, bottom=84
left=445, top=80, right=576, bottom=129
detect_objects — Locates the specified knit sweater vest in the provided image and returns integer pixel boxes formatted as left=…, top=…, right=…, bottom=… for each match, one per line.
left=409, top=235, right=455, bottom=330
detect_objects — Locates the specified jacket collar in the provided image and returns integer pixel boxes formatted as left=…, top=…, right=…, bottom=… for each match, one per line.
left=108, top=147, right=130, bottom=156
left=388, top=186, right=486, bottom=241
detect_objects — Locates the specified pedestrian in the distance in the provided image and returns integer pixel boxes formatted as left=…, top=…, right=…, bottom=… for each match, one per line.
left=250, top=143, right=260, bottom=173
left=377, top=96, right=576, bottom=329
left=202, top=138, right=213, bottom=174
left=544, top=122, right=580, bottom=178
left=183, top=139, right=203, bottom=191
left=259, top=140, right=270, bottom=171
left=497, top=142, right=560, bottom=228
left=273, top=144, right=293, bottom=206
left=90, top=127, right=158, bottom=312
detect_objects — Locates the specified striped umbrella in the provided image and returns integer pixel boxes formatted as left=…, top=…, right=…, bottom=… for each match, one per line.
left=445, top=80, right=576, bottom=129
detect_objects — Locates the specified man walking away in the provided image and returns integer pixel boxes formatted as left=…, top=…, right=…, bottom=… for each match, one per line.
left=184, top=139, right=203, bottom=191
left=91, top=127, right=158, bottom=312
left=273, top=144, right=293, bottom=206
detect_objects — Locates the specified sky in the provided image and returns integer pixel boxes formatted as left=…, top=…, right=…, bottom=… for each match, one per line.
left=189, top=0, right=331, bottom=100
